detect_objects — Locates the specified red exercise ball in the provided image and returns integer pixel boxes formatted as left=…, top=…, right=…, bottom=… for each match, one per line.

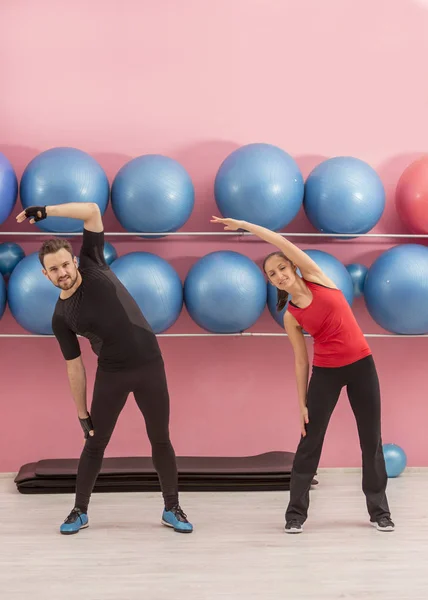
left=396, top=156, right=428, bottom=233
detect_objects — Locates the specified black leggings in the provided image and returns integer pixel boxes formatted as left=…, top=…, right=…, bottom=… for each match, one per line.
left=75, top=357, right=178, bottom=513
left=286, top=355, right=391, bottom=524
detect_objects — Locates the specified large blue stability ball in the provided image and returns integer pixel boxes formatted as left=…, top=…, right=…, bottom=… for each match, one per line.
left=110, top=252, right=183, bottom=333
left=305, top=250, right=354, bottom=306
left=184, top=251, right=267, bottom=333
left=304, top=157, right=385, bottom=235
left=0, top=152, right=18, bottom=225
left=8, top=252, right=60, bottom=334
left=20, top=147, right=109, bottom=233
left=267, top=249, right=354, bottom=328
left=0, top=273, right=6, bottom=319
left=0, top=242, right=25, bottom=278
left=364, top=244, right=428, bottom=334
left=214, top=143, right=304, bottom=231
left=111, top=155, right=194, bottom=235
left=346, top=263, right=368, bottom=298
left=383, top=443, right=407, bottom=478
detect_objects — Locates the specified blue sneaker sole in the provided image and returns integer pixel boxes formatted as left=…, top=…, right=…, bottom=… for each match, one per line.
left=60, top=523, right=89, bottom=535
left=161, top=519, right=193, bottom=533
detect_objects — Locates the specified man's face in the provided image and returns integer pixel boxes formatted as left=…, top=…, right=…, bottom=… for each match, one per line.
left=42, top=249, right=79, bottom=291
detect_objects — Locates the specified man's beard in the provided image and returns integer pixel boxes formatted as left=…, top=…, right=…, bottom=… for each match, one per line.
left=55, top=272, right=79, bottom=291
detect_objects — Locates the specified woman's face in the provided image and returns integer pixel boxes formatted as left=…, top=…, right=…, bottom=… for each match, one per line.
left=264, top=255, right=297, bottom=291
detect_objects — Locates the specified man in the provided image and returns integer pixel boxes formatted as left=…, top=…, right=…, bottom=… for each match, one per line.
left=16, top=202, right=193, bottom=535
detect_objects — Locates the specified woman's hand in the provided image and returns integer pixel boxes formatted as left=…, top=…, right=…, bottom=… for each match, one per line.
left=300, top=407, right=309, bottom=437
left=210, top=216, right=245, bottom=231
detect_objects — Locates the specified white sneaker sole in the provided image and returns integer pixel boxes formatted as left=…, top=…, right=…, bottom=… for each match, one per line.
left=370, top=521, right=395, bottom=532
left=285, top=526, right=303, bottom=534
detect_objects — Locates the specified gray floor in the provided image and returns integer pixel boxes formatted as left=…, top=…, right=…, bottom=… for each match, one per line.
left=1, top=469, right=427, bottom=600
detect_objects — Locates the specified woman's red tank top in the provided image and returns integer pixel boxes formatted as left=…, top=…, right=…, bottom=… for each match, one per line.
left=287, top=279, right=371, bottom=368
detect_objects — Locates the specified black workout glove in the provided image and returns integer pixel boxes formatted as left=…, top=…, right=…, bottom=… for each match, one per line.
left=79, top=414, right=94, bottom=439
left=24, top=206, right=47, bottom=222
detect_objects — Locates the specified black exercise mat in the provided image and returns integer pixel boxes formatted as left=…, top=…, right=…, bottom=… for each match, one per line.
left=32, top=451, right=295, bottom=478
left=16, top=479, right=295, bottom=494
left=14, top=452, right=318, bottom=495
left=17, top=482, right=294, bottom=494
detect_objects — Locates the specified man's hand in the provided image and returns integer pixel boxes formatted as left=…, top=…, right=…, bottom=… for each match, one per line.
left=16, top=206, right=47, bottom=224
left=17, top=202, right=103, bottom=232
left=79, top=414, right=95, bottom=439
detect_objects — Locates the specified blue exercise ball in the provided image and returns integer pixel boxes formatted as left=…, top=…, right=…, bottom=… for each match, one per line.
left=111, top=155, right=194, bottom=236
left=110, top=252, right=183, bottom=333
left=383, top=443, right=407, bottom=477
left=267, top=249, right=354, bottom=328
left=304, top=157, right=385, bottom=235
left=303, top=250, right=354, bottom=306
left=76, top=241, right=117, bottom=268
left=0, top=152, right=18, bottom=225
left=364, top=244, right=428, bottom=334
left=8, top=252, right=60, bottom=334
left=346, top=263, right=368, bottom=298
left=184, top=251, right=267, bottom=333
left=214, top=143, right=304, bottom=231
left=0, top=273, right=6, bottom=319
left=103, top=241, right=118, bottom=265
left=20, top=147, right=109, bottom=233
left=0, top=242, right=25, bottom=278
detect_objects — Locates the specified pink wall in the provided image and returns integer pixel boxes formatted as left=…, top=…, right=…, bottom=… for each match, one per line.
left=1, top=0, right=428, bottom=472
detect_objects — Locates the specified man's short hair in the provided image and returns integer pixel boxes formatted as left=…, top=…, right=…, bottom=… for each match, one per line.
left=39, top=238, right=74, bottom=267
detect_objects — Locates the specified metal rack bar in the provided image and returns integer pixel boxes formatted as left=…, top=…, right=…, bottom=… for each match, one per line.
left=1, top=231, right=428, bottom=239
left=0, top=333, right=427, bottom=339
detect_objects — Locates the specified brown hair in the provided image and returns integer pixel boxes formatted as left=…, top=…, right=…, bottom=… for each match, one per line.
left=39, top=238, right=74, bottom=267
left=262, top=251, right=293, bottom=312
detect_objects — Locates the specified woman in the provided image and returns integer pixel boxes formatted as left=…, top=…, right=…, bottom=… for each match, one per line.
left=211, top=215, right=394, bottom=534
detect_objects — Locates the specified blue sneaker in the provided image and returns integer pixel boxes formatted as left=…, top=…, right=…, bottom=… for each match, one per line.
left=162, top=505, right=193, bottom=533
left=60, top=508, right=89, bottom=535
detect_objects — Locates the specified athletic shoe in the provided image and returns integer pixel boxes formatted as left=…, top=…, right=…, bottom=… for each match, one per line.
left=60, top=507, right=89, bottom=535
left=285, top=520, right=303, bottom=533
left=162, top=505, right=193, bottom=533
left=370, top=517, right=395, bottom=532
